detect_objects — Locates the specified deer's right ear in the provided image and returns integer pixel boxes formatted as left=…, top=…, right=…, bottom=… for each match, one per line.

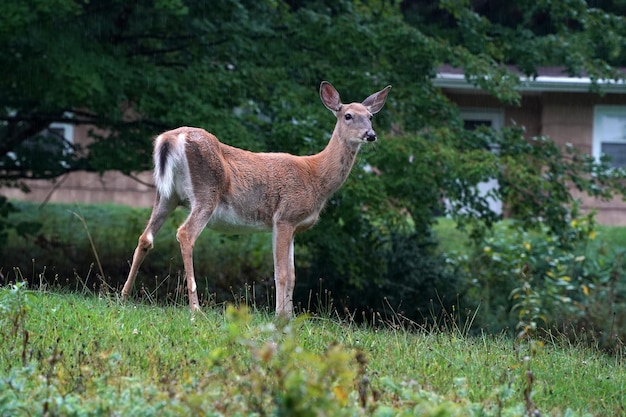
left=320, top=81, right=342, bottom=114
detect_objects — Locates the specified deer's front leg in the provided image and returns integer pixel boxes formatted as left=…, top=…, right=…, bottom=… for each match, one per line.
left=273, top=222, right=296, bottom=317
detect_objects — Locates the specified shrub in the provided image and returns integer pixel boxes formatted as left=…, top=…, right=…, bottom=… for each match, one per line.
left=0, top=196, right=40, bottom=253
left=457, top=212, right=626, bottom=350
left=297, top=225, right=466, bottom=326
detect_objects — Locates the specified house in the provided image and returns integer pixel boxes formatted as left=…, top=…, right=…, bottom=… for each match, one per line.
left=433, top=65, right=626, bottom=226
left=6, top=66, right=626, bottom=224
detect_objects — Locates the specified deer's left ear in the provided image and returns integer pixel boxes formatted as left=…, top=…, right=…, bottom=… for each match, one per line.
left=362, top=85, right=391, bottom=114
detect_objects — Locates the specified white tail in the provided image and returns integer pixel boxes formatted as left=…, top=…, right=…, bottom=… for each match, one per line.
left=121, top=81, right=391, bottom=316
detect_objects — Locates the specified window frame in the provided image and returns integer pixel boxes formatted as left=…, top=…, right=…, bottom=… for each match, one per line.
left=593, top=105, right=626, bottom=168
left=459, top=108, right=504, bottom=130
left=456, top=107, right=505, bottom=215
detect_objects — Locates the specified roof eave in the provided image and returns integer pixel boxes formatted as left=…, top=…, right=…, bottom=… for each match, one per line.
left=433, top=73, right=626, bottom=94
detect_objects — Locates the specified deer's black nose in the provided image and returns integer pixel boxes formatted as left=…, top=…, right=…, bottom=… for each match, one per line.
left=364, top=130, right=377, bottom=142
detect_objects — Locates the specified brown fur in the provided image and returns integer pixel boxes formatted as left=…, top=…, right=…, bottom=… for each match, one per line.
left=121, top=81, right=391, bottom=316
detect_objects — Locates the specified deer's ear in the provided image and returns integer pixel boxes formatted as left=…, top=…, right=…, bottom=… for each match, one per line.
left=362, top=85, right=391, bottom=114
left=320, top=81, right=342, bottom=113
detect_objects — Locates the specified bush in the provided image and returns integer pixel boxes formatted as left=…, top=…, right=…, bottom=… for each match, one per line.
left=457, top=212, right=626, bottom=350
left=297, top=222, right=466, bottom=325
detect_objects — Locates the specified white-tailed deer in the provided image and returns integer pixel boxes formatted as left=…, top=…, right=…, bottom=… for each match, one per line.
left=121, top=81, right=391, bottom=316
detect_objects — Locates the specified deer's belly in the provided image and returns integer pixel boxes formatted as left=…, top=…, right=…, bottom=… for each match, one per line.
left=207, top=204, right=271, bottom=234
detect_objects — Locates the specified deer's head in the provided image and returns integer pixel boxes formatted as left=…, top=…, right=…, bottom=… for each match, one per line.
left=320, top=81, right=391, bottom=145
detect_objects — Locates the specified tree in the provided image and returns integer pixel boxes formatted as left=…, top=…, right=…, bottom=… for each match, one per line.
left=4, top=0, right=624, bottom=188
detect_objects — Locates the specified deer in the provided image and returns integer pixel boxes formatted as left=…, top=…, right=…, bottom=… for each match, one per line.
left=121, top=81, right=391, bottom=317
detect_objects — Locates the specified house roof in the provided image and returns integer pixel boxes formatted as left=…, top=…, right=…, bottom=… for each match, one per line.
left=434, top=65, right=626, bottom=94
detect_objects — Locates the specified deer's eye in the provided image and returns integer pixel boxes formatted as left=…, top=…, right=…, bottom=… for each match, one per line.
left=344, top=113, right=353, bottom=121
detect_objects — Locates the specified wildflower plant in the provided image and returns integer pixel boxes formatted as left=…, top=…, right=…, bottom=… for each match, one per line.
left=464, top=211, right=604, bottom=334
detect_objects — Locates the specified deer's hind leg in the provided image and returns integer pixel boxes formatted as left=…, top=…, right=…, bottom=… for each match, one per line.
left=122, top=193, right=178, bottom=301
left=176, top=201, right=217, bottom=312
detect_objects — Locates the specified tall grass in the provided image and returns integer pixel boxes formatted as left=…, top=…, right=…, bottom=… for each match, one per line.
left=1, top=284, right=624, bottom=416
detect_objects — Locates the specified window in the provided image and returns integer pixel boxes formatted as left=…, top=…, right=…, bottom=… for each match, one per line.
left=460, top=108, right=503, bottom=152
left=593, top=106, right=626, bottom=168
left=21, top=121, right=75, bottom=156
left=45, top=122, right=74, bottom=156
left=4, top=122, right=74, bottom=161
left=45, top=122, right=75, bottom=168
left=460, top=108, right=503, bottom=215
left=46, top=122, right=74, bottom=144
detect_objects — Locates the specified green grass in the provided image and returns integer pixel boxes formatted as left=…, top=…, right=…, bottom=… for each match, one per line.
left=433, top=217, right=626, bottom=259
left=596, top=224, right=626, bottom=250
left=1, top=286, right=625, bottom=416
left=433, top=217, right=471, bottom=254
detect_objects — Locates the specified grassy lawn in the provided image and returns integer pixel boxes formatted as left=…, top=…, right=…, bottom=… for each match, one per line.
left=1, top=286, right=625, bottom=416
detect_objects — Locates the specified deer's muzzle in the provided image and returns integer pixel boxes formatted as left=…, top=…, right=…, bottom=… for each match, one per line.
left=364, top=130, right=377, bottom=142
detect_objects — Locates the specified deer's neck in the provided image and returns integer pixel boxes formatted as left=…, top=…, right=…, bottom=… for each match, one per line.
left=308, top=134, right=361, bottom=197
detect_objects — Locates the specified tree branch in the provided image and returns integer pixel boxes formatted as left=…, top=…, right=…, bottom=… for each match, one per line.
left=124, top=172, right=155, bottom=188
